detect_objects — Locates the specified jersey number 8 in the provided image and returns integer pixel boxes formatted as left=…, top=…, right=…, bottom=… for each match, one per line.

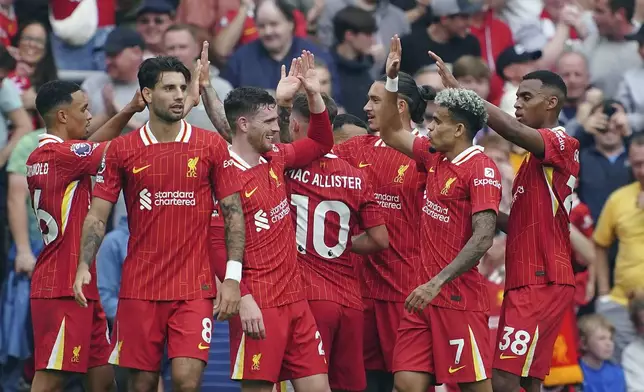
left=291, top=194, right=351, bottom=259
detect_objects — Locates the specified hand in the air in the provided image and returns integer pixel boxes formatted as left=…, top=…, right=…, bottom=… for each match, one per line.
left=275, top=57, right=302, bottom=106
left=385, top=35, right=402, bottom=79
left=427, top=51, right=459, bottom=89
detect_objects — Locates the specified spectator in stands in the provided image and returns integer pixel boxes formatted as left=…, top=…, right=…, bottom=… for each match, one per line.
left=578, top=314, right=627, bottom=391
left=615, top=24, right=644, bottom=133
left=593, top=132, right=644, bottom=363
left=222, top=0, right=341, bottom=101
left=331, top=6, right=376, bottom=120
left=49, top=0, right=116, bottom=71
left=556, top=51, right=591, bottom=131
left=175, top=0, right=239, bottom=49
left=315, top=59, right=333, bottom=97
left=399, top=0, right=481, bottom=76
left=496, top=45, right=542, bottom=115
left=0, top=0, right=17, bottom=47
left=212, top=0, right=308, bottom=62
left=163, top=24, right=232, bottom=99
left=135, top=0, right=176, bottom=59
left=468, top=0, right=514, bottom=105
left=7, top=21, right=57, bottom=127
left=452, top=55, right=491, bottom=101
left=578, top=0, right=642, bottom=98
left=332, top=112, right=368, bottom=143
left=81, top=27, right=148, bottom=134
left=318, top=0, right=410, bottom=78
left=413, top=64, right=447, bottom=131
left=622, top=292, right=644, bottom=390
left=577, top=100, right=633, bottom=222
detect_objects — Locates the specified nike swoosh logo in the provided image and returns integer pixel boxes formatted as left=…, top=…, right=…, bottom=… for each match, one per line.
left=429, top=167, right=435, bottom=172
left=448, top=365, right=465, bottom=374
left=132, top=165, right=151, bottom=174
left=198, top=342, right=210, bottom=350
left=499, top=353, right=517, bottom=360
left=245, top=187, right=258, bottom=198
left=358, top=162, right=371, bottom=168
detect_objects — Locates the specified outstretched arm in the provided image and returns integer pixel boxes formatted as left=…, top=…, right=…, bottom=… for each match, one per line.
left=379, top=35, right=416, bottom=159
left=351, top=225, right=389, bottom=254
left=429, top=51, right=546, bottom=157
left=198, top=41, right=233, bottom=143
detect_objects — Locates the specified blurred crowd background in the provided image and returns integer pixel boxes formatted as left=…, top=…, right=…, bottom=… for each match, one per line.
left=0, top=0, right=643, bottom=391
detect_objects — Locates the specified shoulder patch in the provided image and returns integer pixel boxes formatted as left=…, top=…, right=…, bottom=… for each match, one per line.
left=70, top=142, right=94, bottom=157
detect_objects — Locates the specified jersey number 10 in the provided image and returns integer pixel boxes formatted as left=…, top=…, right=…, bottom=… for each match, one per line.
left=291, top=194, right=351, bottom=259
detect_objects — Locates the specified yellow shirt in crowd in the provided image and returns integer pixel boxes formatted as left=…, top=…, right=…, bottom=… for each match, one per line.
left=593, top=182, right=644, bottom=305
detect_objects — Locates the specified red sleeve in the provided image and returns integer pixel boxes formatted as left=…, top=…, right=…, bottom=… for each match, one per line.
left=57, top=141, right=106, bottom=176
left=210, top=138, right=242, bottom=200
left=281, top=109, right=333, bottom=169
left=469, top=158, right=502, bottom=215
left=333, top=137, right=363, bottom=167
left=412, top=136, right=434, bottom=171
left=537, top=128, right=580, bottom=176
left=93, top=141, right=121, bottom=203
left=571, top=202, right=594, bottom=237
left=358, top=180, right=384, bottom=229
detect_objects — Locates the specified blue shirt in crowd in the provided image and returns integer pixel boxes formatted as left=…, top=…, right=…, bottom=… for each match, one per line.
left=96, top=216, right=129, bottom=322
left=580, top=359, right=627, bottom=392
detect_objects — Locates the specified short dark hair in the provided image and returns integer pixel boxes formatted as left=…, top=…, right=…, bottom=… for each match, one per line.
left=291, top=92, right=338, bottom=124
left=378, top=72, right=436, bottom=123
left=522, top=70, right=568, bottom=105
left=224, top=87, right=277, bottom=134
left=36, top=80, right=82, bottom=122
left=255, top=0, right=296, bottom=25
left=333, top=6, right=377, bottom=43
left=0, top=45, right=16, bottom=71
left=630, top=131, right=644, bottom=147
left=137, top=56, right=191, bottom=92
left=333, top=113, right=368, bottom=133
left=610, top=0, right=635, bottom=21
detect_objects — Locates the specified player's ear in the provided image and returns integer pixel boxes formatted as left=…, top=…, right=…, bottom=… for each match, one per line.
left=141, top=87, right=152, bottom=105
left=236, top=116, right=249, bottom=134
left=454, top=123, right=465, bottom=139
left=397, top=98, right=406, bottom=115
left=546, top=95, right=559, bottom=111
left=56, top=108, right=67, bottom=124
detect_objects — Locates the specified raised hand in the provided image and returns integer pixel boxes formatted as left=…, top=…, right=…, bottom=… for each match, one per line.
left=296, top=50, right=320, bottom=95
left=386, top=35, right=402, bottom=79
left=184, top=58, right=202, bottom=116
left=199, top=41, right=211, bottom=89
left=428, top=51, right=459, bottom=89
left=125, top=89, right=146, bottom=113
left=275, top=57, right=302, bottom=106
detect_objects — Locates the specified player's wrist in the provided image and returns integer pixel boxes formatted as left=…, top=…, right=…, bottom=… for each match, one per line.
left=385, top=76, right=398, bottom=93
left=224, top=260, right=242, bottom=282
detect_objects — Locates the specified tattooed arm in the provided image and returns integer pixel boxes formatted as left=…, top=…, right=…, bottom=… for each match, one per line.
left=73, top=197, right=114, bottom=307
left=202, top=85, right=233, bottom=144
left=435, top=210, right=497, bottom=285
left=220, top=192, right=245, bottom=262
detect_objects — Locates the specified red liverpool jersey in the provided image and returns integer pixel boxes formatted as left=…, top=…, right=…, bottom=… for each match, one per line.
left=93, top=121, right=240, bottom=300
left=285, top=153, right=384, bottom=310
left=413, top=139, right=502, bottom=311
left=333, top=130, right=425, bottom=302
left=505, top=127, right=580, bottom=289
left=26, top=134, right=106, bottom=299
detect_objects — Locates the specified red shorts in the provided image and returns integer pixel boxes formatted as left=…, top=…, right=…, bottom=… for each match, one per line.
left=493, top=284, right=575, bottom=380
left=109, top=299, right=213, bottom=371
left=31, top=298, right=110, bottom=373
left=392, top=306, right=492, bottom=384
left=229, top=300, right=328, bottom=382
left=363, top=298, right=403, bottom=372
left=309, top=300, right=365, bottom=391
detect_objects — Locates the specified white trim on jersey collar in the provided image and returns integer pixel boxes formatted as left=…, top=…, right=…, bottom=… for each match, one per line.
left=451, top=145, right=484, bottom=166
left=38, top=133, right=64, bottom=147
left=139, top=120, right=192, bottom=146
left=374, top=128, right=420, bottom=147
left=228, top=144, right=267, bottom=171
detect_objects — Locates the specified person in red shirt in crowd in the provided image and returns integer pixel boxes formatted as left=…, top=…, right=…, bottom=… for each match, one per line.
left=213, top=0, right=307, bottom=61
left=0, top=0, right=16, bottom=47
left=468, top=0, right=514, bottom=106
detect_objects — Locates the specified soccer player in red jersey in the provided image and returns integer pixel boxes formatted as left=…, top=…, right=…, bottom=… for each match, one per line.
left=73, top=56, right=246, bottom=391
left=431, top=47, right=581, bottom=392
left=25, top=80, right=146, bottom=392
left=331, top=59, right=432, bottom=392
left=206, top=52, right=333, bottom=392
left=284, top=92, right=389, bottom=391
left=378, top=36, right=501, bottom=392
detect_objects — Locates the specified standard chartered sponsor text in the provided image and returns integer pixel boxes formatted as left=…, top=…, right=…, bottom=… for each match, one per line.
left=374, top=193, right=402, bottom=210
left=154, top=191, right=196, bottom=206
left=422, top=199, right=450, bottom=222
